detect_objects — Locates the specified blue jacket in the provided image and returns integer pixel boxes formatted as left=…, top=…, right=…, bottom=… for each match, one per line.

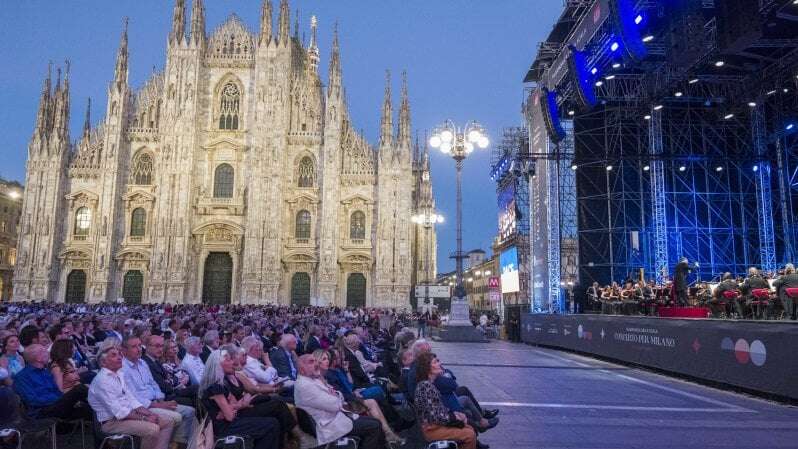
left=406, top=363, right=463, bottom=412
left=13, top=366, right=62, bottom=412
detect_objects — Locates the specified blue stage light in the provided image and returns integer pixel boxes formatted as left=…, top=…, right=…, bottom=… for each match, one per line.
left=611, top=42, right=620, bottom=52
left=591, top=67, right=598, bottom=75
left=568, top=45, right=598, bottom=109
left=612, top=62, right=621, bottom=69
left=634, top=14, right=643, bottom=25
left=788, top=123, right=796, bottom=131
left=753, top=165, right=759, bottom=172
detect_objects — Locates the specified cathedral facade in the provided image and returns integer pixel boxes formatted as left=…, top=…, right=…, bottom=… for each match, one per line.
left=13, top=0, right=437, bottom=307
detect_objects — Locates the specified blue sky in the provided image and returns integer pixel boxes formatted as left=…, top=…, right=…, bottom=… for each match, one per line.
left=0, top=0, right=561, bottom=273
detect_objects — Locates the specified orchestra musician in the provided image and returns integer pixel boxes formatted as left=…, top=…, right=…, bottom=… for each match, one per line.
left=694, top=282, right=712, bottom=307
left=740, top=267, right=769, bottom=319
left=586, top=282, right=601, bottom=312
left=600, top=282, right=621, bottom=314
left=712, top=272, right=739, bottom=318
left=634, top=280, right=654, bottom=316
left=773, top=263, right=798, bottom=320
left=620, top=281, right=638, bottom=315
left=673, top=257, right=691, bottom=306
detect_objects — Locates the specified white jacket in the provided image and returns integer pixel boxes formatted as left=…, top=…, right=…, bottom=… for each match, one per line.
left=294, top=375, right=353, bottom=445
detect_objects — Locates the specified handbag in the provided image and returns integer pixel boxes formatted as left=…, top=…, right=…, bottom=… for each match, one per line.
left=187, top=416, right=215, bottom=449
left=444, top=412, right=465, bottom=429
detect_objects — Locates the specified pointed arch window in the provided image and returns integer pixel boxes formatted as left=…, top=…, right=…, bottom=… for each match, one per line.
left=130, top=208, right=147, bottom=237
left=131, top=153, right=153, bottom=185
left=297, top=157, right=315, bottom=188
left=218, top=82, right=241, bottom=130
left=74, top=207, right=91, bottom=236
left=350, top=211, right=366, bottom=240
left=214, top=164, right=234, bottom=198
left=295, top=210, right=311, bottom=239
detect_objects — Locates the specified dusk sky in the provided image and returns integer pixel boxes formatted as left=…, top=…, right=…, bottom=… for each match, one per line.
left=0, top=0, right=561, bottom=273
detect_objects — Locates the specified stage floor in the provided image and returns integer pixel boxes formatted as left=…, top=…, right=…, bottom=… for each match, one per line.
left=433, top=340, right=798, bottom=449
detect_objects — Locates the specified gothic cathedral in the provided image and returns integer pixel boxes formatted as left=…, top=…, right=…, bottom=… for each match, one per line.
left=13, top=0, right=437, bottom=307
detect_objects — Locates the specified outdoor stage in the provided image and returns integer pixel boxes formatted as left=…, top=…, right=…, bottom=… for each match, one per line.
left=521, top=313, right=798, bottom=401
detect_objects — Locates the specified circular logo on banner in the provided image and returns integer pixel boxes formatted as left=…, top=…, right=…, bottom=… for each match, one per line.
left=721, top=337, right=766, bottom=367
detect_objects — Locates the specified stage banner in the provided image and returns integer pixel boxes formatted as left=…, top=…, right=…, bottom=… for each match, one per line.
left=521, top=314, right=798, bottom=400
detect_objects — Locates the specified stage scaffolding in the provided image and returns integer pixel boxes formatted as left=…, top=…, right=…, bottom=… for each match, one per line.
left=521, top=0, right=798, bottom=302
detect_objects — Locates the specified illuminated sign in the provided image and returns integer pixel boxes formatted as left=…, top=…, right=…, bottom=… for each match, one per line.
left=488, top=276, right=500, bottom=289
left=497, top=183, right=517, bottom=243
left=500, top=247, right=520, bottom=293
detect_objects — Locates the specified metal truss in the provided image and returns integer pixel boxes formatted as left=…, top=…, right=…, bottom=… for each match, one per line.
left=649, top=108, right=668, bottom=283
left=751, top=104, right=777, bottom=273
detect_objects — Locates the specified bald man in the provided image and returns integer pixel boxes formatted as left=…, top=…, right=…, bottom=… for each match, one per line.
left=294, top=355, right=385, bottom=449
left=13, top=344, right=92, bottom=420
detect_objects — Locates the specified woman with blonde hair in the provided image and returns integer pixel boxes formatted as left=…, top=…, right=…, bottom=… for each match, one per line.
left=198, top=349, right=280, bottom=449
left=312, top=349, right=405, bottom=445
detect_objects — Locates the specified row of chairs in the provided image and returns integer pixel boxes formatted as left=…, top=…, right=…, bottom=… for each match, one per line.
left=719, top=287, right=798, bottom=319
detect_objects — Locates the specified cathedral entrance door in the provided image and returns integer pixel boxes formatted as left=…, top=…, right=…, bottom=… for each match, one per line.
left=291, top=272, right=310, bottom=306
left=346, top=273, right=366, bottom=308
left=65, top=270, right=87, bottom=303
left=123, top=270, right=144, bottom=304
left=203, top=252, right=233, bottom=305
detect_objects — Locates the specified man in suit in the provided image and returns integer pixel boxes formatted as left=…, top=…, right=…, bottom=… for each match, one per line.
left=200, top=330, right=219, bottom=363
left=269, top=333, right=299, bottom=384
left=586, top=282, right=601, bottom=312
left=141, top=335, right=197, bottom=406
left=773, top=263, right=798, bottom=320
left=711, top=272, right=739, bottom=317
left=740, top=267, right=769, bottom=318
left=294, top=354, right=385, bottom=449
left=303, top=325, right=322, bottom=355
left=674, top=257, right=691, bottom=306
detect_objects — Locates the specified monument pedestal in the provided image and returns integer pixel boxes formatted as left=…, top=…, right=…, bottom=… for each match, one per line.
left=434, top=298, right=488, bottom=342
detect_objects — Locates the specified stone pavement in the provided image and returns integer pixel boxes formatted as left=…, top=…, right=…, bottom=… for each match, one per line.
left=430, top=340, right=798, bottom=449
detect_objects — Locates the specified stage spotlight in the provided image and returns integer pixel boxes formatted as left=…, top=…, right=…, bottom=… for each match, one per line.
left=612, top=62, right=621, bottom=69
left=724, top=113, right=734, bottom=119
left=788, top=123, right=796, bottom=131
left=571, top=164, right=578, bottom=170
left=714, top=60, right=725, bottom=67
left=784, top=88, right=790, bottom=93
left=643, top=165, right=650, bottom=171
left=635, top=14, right=643, bottom=24
left=595, top=80, right=604, bottom=87
left=591, top=67, right=598, bottom=75
left=610, top=42, right=620, bottom=52
left=689, top=78, right=699, bottom=84
left=748, top=102, right=757, bottom=107
left=704, top=99, right=712, bottom=106
left=642, top=35, right=654, bottom=42
left=653, top=104, right=663, bottom=110
left=644, top=115, right=651, bottom=120
left=605, top=75, right=616, bottom=80
left=715, top=166, right=723, bottom=172
left=674, top=91, right=683, bottom=97
left=606, top=165, right=614, bottom=171
left=767, top=89, right=777, bottom=95
left=679, top=165, right=686, bottom=172
left=568, top=110, right=575, bottom=116
left=753, top=165, right=759, bottom=172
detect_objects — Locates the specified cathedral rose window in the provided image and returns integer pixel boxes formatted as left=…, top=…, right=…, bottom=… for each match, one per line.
left=218, top=82, right=241, bottom=130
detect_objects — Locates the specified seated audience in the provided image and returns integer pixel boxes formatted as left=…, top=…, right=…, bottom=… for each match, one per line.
left=270, top=334, right=299, bottom=385
left=413, top=352, right=477, bottom=449
left=142, top=335, right=197, bottom=405
left=13, top=343, right=91, bottom=420
left=0, top=334, right=25, bottom=376
left=294, top=354, right=385, bottom=449
left=199, top=349, right=281, bottom=449
left=88, top=345, right=175, bottom=449
left=121, top=335, right=195, bottom=446
left=179, top=336, right=205, bottom=386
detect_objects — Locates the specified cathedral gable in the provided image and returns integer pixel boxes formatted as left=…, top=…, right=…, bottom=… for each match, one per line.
left=206, top=14, right=255, bottom=68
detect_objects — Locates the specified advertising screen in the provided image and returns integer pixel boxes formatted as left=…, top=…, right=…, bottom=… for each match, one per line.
left=497, top=183, right=517, bottom=243
left=500, top=247, right=520, bottom=293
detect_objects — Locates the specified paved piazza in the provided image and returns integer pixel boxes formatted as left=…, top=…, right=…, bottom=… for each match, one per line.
left=430, top=340, right=798, bottom=449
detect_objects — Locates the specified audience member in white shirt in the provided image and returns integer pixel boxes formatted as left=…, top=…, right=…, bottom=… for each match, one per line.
left=241, top=336, right=281, bottom=390
left=88, top=346, right=174, bottom=449
left=179, top=336, right=205, bottom=386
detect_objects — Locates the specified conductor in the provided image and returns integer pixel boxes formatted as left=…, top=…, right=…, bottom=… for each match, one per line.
left=673, top=257, right=691, bottom=306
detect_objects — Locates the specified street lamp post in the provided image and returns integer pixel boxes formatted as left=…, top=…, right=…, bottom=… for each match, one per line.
left=430, top=121, right=489, bottom=327
left=411, top=210, right=444, bottom=312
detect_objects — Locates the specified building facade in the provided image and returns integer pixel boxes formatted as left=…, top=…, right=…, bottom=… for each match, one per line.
left=0, top=179, right=23, bottom=301
left=14, top=0, right=436, bottom=307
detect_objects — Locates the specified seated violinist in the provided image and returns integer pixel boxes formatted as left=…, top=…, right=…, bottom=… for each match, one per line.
left=620, top=281, right=638, bottom=315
